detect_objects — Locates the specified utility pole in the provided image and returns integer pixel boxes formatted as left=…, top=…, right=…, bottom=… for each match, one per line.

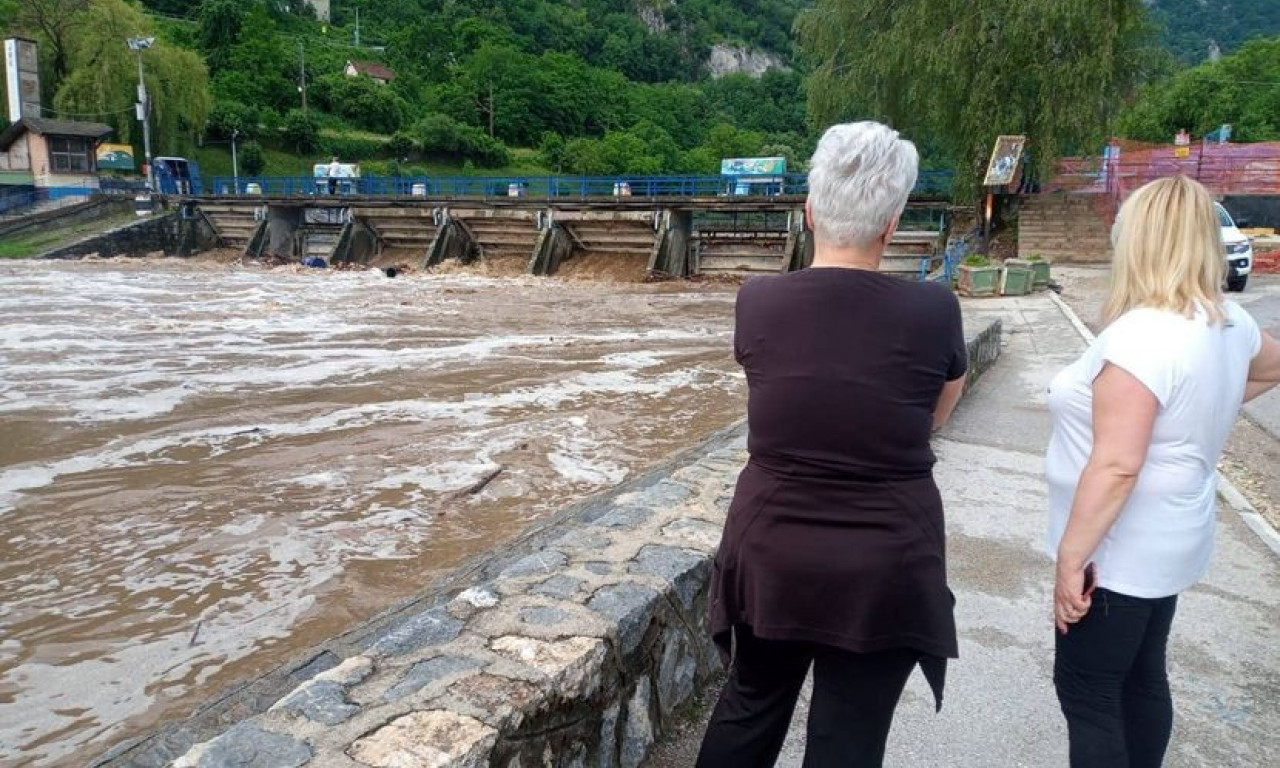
left=128, top=37, right=155, bottom=193
left=299, top=42, right=308, bottom=115
left=355, top=7, right=360, bottom=47
left=231, top=129, right=240, bottom=191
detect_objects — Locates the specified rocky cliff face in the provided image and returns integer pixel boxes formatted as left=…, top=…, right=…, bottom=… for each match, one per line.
left=705, top=43, right=790, bottom=79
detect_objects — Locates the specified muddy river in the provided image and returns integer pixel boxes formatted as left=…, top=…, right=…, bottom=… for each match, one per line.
left=0, top=259, right=743, bottom=766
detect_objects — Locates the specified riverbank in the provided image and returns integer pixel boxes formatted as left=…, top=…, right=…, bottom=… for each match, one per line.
left=94, top=313, right=1003, bottom=768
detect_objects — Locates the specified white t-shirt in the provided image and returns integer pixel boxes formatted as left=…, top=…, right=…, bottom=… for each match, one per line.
left=1045, top=301, right=1261, bottom=598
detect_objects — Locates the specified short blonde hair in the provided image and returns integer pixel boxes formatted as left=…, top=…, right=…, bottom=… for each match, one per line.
left=1104, top=175, right=1225, bottom=326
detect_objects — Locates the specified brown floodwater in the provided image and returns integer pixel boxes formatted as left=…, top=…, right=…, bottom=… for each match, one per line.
left=0, top=258, right=744, bottom=766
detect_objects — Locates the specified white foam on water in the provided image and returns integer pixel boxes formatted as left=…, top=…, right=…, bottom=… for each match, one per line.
left=0, top=261, right=745, bottom=764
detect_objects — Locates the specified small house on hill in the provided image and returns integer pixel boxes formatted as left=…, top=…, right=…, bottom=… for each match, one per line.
left=344, top=60, right=396, bottom=85
left=0, top=116, right=113, bottom=190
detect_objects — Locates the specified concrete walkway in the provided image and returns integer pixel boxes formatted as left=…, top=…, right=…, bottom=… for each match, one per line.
left=645, top=293, right=1280, bottom=767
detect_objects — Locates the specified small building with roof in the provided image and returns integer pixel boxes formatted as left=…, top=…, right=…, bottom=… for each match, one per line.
left=3, top=38, right=114, bottom=195
left=0, top=116, right=113, bottom=189
left=344, top=59, right=396, bottom=85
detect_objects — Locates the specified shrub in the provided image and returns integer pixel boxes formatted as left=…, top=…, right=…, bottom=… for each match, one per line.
left=238, top=140, right=265, bottom=176
left=963, top=253, right=992, bottom=267
left=386, top=131, right=415, bottom=158
left=319, top=135, right=385, bottom=162
left=413, top=113, right=510, bottom=168
left=282, top=109, right=319, bottom=154
left=208, top=100, right=257, bottom=140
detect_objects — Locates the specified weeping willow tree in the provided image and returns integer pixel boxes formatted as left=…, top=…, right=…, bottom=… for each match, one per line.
left=798, top=0, right=1160, bottom=198
left=48, top=0, right=211, bottom=154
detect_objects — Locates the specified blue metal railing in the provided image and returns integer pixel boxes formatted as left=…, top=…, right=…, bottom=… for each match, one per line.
left=204, top=170, right=955, bottom=199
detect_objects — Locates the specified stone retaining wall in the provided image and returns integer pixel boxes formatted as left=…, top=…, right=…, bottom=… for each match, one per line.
left=38, top=210, right=220, bottom=260
left=97, top=319, right=1003, bottom=768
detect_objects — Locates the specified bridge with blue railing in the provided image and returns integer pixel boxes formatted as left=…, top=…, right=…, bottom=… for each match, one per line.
left=178, top=170, right=956, bottom=281
left=198, top=171, right=955, bottom=201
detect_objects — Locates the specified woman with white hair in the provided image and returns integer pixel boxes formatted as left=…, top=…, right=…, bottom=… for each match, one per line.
left=697, top=121, right=968, bottom=767
left=1048, top=175, right=1280, bottom=767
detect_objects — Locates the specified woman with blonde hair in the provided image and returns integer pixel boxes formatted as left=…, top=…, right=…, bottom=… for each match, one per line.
left=1046, top=175, right=1280, bottom=767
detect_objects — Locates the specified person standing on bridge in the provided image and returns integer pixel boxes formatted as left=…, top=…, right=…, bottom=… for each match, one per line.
left=1047, top=175, right=1280, bottom=768
left=697, top=121, right=968, bottom=767
left=327, top=156, right=342, bottom=195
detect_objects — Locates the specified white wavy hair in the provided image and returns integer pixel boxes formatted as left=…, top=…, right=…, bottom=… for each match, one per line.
left=807, top=121, right=919, bottom=247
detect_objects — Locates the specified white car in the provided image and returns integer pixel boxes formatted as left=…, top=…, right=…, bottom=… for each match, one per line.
left=1216, top=202, right=1252, bottom=292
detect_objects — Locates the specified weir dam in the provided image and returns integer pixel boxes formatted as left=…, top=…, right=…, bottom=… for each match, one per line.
left=180, top=193, right=949, bottom=279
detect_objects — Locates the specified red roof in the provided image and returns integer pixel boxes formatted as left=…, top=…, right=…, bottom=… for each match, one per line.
left=347, top=60, right=396, bottom=82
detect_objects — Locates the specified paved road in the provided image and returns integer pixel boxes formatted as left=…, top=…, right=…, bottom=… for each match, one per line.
left=1234, top=274, right=1280, bottom=440
left=645, top=292, right=1280, bottom=767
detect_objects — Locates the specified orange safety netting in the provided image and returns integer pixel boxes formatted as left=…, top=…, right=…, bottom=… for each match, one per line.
left=1043, top=140, right=1280, bottom=222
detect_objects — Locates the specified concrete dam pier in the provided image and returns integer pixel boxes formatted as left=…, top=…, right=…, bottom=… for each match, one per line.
left=187, top=195, right=945, bottom=278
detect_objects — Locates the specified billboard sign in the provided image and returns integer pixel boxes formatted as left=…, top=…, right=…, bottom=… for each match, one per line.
left=720, top=157, right=787, bottom=176
left=984, top=135, right=1026, bottom=187
left=96, top=143, right=136, bottom=171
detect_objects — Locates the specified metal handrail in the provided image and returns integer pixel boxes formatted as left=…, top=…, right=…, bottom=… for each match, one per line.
left=202, top=171, right=956, bottom=199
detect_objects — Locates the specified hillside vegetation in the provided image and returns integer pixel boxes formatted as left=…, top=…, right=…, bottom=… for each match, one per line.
left=3, top=0, right=811, bottom=178
left=1148, top=0, right=1280, bottom=61
left=3, top=0, right=1280, bottom=186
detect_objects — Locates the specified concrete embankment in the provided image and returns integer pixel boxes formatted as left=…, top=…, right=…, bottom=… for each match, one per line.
left=95, top=318, right=1003, bottom=768
left=37, top=210, right=219, bottom=260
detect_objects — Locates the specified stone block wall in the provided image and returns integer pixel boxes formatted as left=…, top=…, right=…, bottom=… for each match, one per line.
left=100, top=320, right=1003, bottom=768
left=38, top=211, right=219, bottom=259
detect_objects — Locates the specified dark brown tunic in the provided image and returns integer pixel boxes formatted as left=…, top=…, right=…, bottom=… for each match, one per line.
left=710, top=267, right=967, bottom=708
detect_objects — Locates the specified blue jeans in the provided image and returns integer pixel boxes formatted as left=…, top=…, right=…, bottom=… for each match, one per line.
left=1054, top=588, right=1178, bottom=768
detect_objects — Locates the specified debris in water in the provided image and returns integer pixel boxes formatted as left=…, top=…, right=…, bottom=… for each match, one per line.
left=463, top=466, right=505, bottom=497
left=188, top=621, right=203, bottom=647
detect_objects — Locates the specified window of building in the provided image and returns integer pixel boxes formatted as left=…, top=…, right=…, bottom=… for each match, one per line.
left=49, top=136, right=92, bottom=173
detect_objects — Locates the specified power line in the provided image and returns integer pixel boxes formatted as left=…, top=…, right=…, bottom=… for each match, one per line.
left=37, top=103, right=135, bottom=118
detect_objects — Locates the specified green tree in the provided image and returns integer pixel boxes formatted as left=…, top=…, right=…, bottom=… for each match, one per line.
left=537, top=131, right=567, bottom=172
left=13, top=0, right=89, bottom=86
left=1118, top=36, right=1280, bottom=143
left=51, top=0, right=211, bottom=152
left=197, top=0, right=252, bottom=73
left=799, top=0, right=1158, bottom=197
left=281, top=108, right=318, bottom=153
left=310, top=73, right=409, bottom=134
left=238, top=139, right=264, bottom=175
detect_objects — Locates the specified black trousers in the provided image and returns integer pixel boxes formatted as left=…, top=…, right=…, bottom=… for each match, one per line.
left=696, top=626, right=917, bottom=768
left=1055, top=588, right=1178, bottom=768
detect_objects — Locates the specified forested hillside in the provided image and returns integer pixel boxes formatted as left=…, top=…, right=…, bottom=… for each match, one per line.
left=2, top=0, right=813, bottom=177
left=1147, top=0, right=1280, bottom=60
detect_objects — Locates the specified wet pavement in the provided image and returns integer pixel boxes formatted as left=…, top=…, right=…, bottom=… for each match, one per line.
left=0, top=259, right=745, bottom=766
left=646, top=292, right=1280, bottom=768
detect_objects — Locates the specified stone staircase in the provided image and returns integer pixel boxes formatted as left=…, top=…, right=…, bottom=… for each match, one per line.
left=199, top=202, right=263, bottom=249
left=1018, top=193, right=1112, bottom=263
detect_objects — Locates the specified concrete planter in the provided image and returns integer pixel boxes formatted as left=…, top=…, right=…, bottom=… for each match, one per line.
left=1001, top=261, right=1036, bottom=296
left=1029, top=259, right=1051, bottom=288
left=958, top=263, right=1000, bottom=297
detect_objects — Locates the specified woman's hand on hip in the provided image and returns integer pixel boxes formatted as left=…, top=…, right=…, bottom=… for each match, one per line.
left=1054, top=563, right=1092, bottom=635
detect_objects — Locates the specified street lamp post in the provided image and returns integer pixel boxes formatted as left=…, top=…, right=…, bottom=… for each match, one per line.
left=231, top=129, right=240, bottom=193
left=128, top=36, right=155, bottom=192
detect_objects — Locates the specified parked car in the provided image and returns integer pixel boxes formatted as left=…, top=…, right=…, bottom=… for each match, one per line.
left=1217, top=202, right=1252, bottom=293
